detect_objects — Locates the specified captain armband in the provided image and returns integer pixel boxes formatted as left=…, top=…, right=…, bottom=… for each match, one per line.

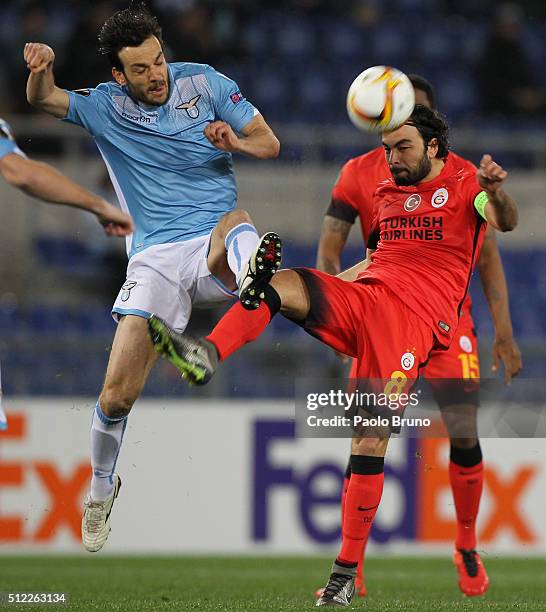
left=473, top=191, right=489, bottom=220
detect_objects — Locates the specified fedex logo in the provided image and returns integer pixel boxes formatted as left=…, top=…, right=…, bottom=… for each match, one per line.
left=252, top=420, right=538, bottom=545
left=0, top=413, right=90, bottom=543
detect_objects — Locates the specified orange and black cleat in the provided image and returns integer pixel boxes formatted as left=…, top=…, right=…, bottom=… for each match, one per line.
left=453, top=549, right=489, bottom=596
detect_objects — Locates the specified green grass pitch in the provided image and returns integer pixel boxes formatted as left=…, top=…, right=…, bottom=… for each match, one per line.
left=1, top=556, right=545, bottom=611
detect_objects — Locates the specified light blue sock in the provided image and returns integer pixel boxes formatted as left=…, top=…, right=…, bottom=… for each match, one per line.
left=90, top=402, right=127, bottom=501
left=225, top=223, right=259, bottom=284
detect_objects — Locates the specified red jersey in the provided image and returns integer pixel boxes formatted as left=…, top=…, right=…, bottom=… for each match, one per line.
left=357, top=153, right=486, bottom=347
left=329, top=146, right=477, bottom=321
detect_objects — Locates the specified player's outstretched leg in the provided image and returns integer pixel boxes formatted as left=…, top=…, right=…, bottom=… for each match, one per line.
left=207, top=211, right=282, bottom=310
left=238, top=232, right=282, bottom=310
left=149, top=268, right=310, bottom=383
left=148, top=316, right=219, bottom=385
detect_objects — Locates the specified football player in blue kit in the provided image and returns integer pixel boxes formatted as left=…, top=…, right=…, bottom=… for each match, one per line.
left=24, top=2, right=280, bottom=552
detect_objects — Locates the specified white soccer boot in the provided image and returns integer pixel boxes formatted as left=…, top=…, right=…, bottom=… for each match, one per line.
left=81, top=474, right=121, bottom=552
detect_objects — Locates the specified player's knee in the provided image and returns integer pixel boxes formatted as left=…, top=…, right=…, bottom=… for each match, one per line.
left=352, top=436, right=389, bottom=456
left=99, top=386, right=138, bottom=419
left=224, top=209, right=253, bottom=228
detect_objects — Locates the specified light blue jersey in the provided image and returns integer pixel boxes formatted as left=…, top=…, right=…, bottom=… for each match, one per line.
left=63, top=63, right=258, bottom=257
left=0, top=118, right=25, bottom=159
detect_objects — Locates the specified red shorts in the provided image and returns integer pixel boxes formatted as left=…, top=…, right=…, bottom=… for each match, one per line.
left=347, top=309, right=480, bottom=407
left=422, top=321, right=480, bottom=407
left=293, top=268, right=434, bottom=382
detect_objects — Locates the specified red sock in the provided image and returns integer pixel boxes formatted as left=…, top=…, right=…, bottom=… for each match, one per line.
left=338, top=472, right=384, bottom=565
left=340, top=473, right=366, bottom=582
left=449, top=460, right=484, bottom=550
left=340, top=476, right=350, bottom=528
left=206, top=301, right=273, bottom=361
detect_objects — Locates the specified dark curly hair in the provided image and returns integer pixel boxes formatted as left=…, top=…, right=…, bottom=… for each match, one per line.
left=407, top=74, right=436, bottom=110
left=407, top=104, right=450, bottom=159
left=98, top=2, right=163, bottom=70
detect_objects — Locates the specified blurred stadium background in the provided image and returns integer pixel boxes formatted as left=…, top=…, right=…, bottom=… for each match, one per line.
left=1, top=0, right=546, bottom=586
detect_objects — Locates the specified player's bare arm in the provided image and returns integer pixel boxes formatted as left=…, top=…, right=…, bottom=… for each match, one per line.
left=478, top=154, right=518, bottom=231
left=337, top=248, right=375, bottom=282
left=477, top=227, right=522, bottom=383
left=0, top=153, right=133, bottom=236
left=316, top=215, right=352, bottom=275
left=204, top=114, right=280, bottom=159
left=24, top=42, right=69, bottom=118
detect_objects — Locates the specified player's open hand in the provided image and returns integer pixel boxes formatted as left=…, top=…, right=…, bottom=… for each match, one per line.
left=204, top=121, right=240, bottom=153
left=96, top=201, right=134, bottom=237
left=477, top=154, right=508, bottom=193
left=24, top=43, right=55, bottom=74
left=492, top=335, right=522, bottom=385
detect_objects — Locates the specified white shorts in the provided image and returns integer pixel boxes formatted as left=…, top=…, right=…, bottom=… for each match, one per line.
left=112, top=233, right=237, bottom=332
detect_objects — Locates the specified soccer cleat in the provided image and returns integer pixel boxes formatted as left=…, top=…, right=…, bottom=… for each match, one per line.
left=453, top=548, right=489, bottom=596
left=316, top=562, right=356, bottom=607
left=315, top=575, right=366, bottom=600
left=238, top=232, right=282, bottom=310
left=82, top=475, right=121, bottom=553
left=148, top=315, right=218, bottom=385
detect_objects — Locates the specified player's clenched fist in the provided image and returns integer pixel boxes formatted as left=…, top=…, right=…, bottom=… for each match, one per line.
left=95, top=201, right=134, bottom=237
left=477, top=154, right=508, bottom=193
left=24, top=42, right=55, bottom=74
left=204, top=121, right=240, bottom=153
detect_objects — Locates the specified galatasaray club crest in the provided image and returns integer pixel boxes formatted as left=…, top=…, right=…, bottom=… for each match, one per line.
left=431, top=187, right=449, bottom=208
left=401, top=352, right=415, bottom=371
left=459, top=335, right=473, bottom=353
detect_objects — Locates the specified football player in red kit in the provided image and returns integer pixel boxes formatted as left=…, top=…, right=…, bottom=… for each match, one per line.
left=148, top=105, right=518, bottom=607
left=316, top=76, right=522, bottom=598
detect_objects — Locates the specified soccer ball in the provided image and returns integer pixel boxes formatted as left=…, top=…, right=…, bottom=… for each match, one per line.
left=346, top=66, right=415, bottom=133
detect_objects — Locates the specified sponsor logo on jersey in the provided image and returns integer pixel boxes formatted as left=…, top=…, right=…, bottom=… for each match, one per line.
left=113, top=95, right=158, bottom=125
left=176, top=94, right=201, bottom=119
left=431, top=187, right=449, bottom=208
left=438, top=320, right=450, bottom=333
left=401, top=352, right=415, bottom=371
left=403, top=194, right=421, bottom=212
left=121, top=112, right=153, bottom=123
left=74, top=89, right=91, bottom=97
left=120, top=280, right=137, bottom=302
left=380, top=215, right=444, bottom=241
left=459, top=335, right=473, bottom=353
